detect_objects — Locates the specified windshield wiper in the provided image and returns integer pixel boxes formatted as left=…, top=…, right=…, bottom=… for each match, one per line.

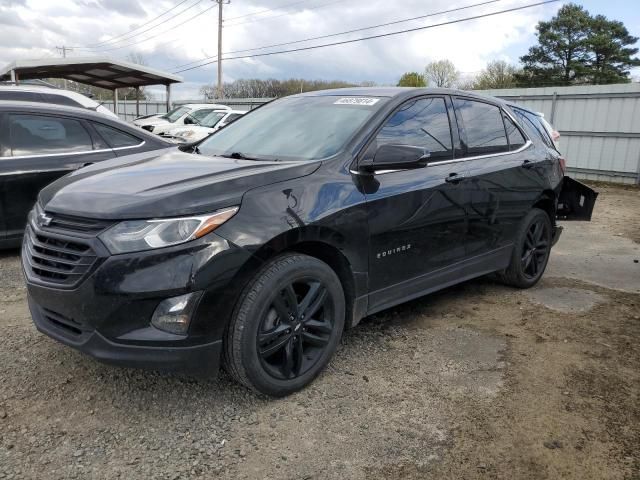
left=222, top=152, right=257, bottom=160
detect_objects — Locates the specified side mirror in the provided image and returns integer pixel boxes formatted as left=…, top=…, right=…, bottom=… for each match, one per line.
left=358, top=144, right=430, bottom=174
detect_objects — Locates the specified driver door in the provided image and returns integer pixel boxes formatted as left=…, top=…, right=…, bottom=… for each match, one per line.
left=359, top=96, right=471, bottom=313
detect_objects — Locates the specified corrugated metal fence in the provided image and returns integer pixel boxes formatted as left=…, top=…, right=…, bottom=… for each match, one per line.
left=112, top=84, right=640, bottom=184
left=478, top=83, right=640, bottom=184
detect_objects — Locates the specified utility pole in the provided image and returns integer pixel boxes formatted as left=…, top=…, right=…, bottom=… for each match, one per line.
left=215, top=0, right=229, bottom=99
left=55, top=46, right=72, bottom=89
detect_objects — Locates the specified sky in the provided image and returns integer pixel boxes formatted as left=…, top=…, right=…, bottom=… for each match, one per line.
left=0, top=0, right=638, bottom=99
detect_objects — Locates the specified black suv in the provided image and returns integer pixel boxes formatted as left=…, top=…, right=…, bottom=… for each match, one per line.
left=23, top=88, right=596, bottom=396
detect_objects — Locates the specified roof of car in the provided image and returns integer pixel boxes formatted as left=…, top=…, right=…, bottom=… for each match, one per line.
left=297, top=87, right=510, bottom=107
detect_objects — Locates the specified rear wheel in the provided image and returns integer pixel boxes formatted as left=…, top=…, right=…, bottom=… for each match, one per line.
left=497, top=208, right=552, bottom=288
left=224, top=253, right=345, bottom=396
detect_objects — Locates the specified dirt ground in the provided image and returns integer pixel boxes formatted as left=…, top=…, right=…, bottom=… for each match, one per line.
left=0, top=183, right=638, bottom=480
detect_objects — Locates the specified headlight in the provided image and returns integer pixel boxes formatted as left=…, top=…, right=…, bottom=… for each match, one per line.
left=176, top=130, right=194, bottom=138
left=99, top=207, right=238, bottom=254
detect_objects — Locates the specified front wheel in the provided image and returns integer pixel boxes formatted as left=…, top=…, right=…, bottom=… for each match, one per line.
left=224, top=253, right=345, bottom=396
left=497, top=208, right=552, bottom=288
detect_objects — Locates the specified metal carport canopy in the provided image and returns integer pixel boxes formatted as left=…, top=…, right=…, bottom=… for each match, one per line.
left=0, top=56, right=183, bottom=115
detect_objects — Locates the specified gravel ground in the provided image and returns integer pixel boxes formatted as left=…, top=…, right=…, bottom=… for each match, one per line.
left=0, top=182, right=638, bottom=479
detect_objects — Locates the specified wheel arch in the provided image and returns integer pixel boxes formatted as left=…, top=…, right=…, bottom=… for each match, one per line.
left=532, top=189, right=557, bottom=225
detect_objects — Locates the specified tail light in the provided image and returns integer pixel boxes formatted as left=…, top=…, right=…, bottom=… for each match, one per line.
left=558, top=156, right=567, bottom=174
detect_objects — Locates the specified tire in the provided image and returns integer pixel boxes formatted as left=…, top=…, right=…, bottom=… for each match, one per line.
left=497, top=208, right=552, bottom=289
left=224, top=253, right=345, bottom=396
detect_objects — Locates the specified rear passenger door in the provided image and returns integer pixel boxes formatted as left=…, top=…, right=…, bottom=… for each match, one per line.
left=453, top=97, right=545, bottom=267
left=0, top=112, right=115, bottom=241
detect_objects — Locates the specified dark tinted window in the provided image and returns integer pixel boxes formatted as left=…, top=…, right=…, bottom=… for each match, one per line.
left=455, top=98, right=508, bottom=156
left=0, top=91, right=40, bottom=102
left=93, top=122, right=141, bottom=148
left=513, top=108, right=553, bottom=148
left=9, top=114, right=93, bottom=156
left=40, top=93, right=83, bottom=108
left=376, top=97, right=453, bottom=160
left=226, top=113, right=243, bottom=123
left=503, top=114, right=526, bottom=150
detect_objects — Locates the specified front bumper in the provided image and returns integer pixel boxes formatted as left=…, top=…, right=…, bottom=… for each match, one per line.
left=29, top=296, right=222, bottom=375
left=23, top=219, right=253, bottom=375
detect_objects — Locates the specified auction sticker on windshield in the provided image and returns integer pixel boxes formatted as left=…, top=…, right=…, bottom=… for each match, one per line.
left=334, top=97, right=380, bottom=106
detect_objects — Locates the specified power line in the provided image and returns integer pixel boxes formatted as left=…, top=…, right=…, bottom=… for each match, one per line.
left=224, top=0, right=311, bottom=21
left=224, top=0, right=343, bottom=27
left=171, top=0, right=503, bottom=70
left=174, top=0, right=558, bottom=74
left=81, top=2, right=217, bottom=52
left=83, top=0, right=194, bottom=48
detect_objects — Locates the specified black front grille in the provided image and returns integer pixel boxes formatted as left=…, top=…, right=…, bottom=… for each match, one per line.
left=46, top=213, right=111, bottom=235
left=23, top=226, right=98, bottom=287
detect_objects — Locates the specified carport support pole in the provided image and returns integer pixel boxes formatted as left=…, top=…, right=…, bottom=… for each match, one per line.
left=10, top=69, right=16, bottom=84
left=166, top=84, right=172, bottom=112
left=113, top=88, right=118, bottom=117
left=135, top=87, right=140, bottom=118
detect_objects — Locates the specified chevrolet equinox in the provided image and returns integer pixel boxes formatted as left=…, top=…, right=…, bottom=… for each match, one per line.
left=23, top=88, right=597, bottom=396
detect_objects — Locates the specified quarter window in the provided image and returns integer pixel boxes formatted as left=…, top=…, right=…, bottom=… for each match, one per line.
left=375, top=97, right=453, bottom=161
left=513, top=108, right=553, bottom=148
left=9, top=114, right=93, bottom=156
left=503, top=114, right=527, bottom=150
left=93, top=123, right=141, bottom=148
left=454, top=98, right=509, bottom=156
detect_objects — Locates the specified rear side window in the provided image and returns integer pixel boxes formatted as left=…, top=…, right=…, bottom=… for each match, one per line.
left=93, top=123, right=141, bottom=148
left=40, top=93, right=83, bottom=108
left=0, top=91, right=40, bottom=102
left=376, top=97, right=453, bottom=161
left=513, top=108, right=553, bottom=148
left=9, top=114, right=93, bottom=156
left=503, top=114, right=527, bottom=150
left=454, top=98, right=509, bottom=156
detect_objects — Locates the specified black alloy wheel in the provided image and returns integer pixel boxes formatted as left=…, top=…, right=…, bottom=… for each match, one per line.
left=497, top=208, right=552, bottom=288
left=224, top=253, right=345, bottom=396
left=521, top=217, right=550, bottom=280
left=257, top=279, right=334, bottom=380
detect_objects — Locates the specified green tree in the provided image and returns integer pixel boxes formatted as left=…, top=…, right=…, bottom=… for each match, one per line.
left=518, top=3, right=639, bottom=86
left=424, top=60, right=459, bottom=88
left=397, top=71, right=427, bottom=87
left=588, top=15, right=640, bottom=84
left=473, top=60, right=520, bottom=89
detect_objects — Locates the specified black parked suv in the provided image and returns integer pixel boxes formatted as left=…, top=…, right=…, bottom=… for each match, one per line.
left=0, top=101, right=172, bottom=247
left=23, top=88, right=596, bottom=396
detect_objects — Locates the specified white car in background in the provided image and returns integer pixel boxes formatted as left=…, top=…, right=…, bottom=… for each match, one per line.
left=0, top=84, right=117, bottom=118
left=160, top=109, right=246, bottom=143
left=133, top=103, right=231, bottom=134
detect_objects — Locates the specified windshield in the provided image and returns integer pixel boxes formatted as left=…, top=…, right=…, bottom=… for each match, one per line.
left=199, top=111, right=227, bottom=128
left=164, top=106, right=191, bottom=123
left=198, top=95, right=387, bottom=161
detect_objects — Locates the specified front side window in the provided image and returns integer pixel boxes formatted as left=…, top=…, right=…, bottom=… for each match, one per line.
left=198, top=96, right=387, bottom=161
left=9, top=114, right=93, bottom=156
left=93, top=122, right=141, bottom=148
left=187, top=108, right=218, bottom=124
left=164, top=106, right=190, bottom=123
left=454, top=98, right=509, bottom=156
left=375, top=97, right=453, bottom=161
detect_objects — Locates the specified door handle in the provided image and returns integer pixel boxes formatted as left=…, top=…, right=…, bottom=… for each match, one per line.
left=445, top=172, right=465, bottom=184
left=521, top=160, right=535, bottom=169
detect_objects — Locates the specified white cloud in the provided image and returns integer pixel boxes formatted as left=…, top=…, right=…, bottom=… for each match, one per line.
left=0, top=0, right=561, bottom=99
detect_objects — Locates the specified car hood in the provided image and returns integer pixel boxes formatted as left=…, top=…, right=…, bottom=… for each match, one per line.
left=39, top=149, right=321, bottom=220
left=134, top=117, right=169, bottom=127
